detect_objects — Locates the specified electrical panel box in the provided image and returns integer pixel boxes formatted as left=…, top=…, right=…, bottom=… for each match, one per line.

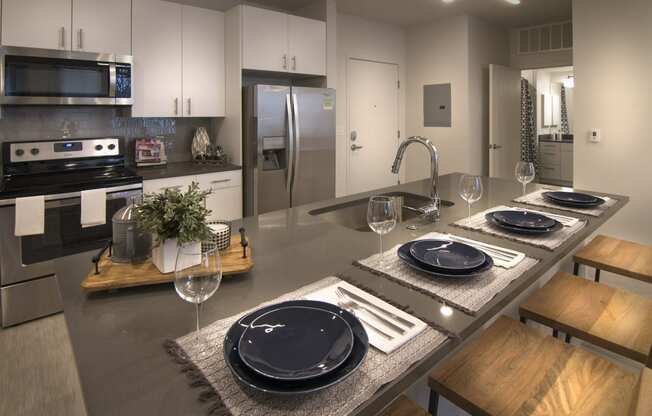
left=423, top=83, right=451, bottom=127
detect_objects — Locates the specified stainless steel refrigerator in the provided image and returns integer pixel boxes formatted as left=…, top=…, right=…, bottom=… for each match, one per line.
left=243, top=85, right=336, bottom=216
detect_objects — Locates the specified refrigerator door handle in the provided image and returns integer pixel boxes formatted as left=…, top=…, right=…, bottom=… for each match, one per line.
left=292, top=93, right=301, bottom=193
left=286, top=94, right=295, bottom=191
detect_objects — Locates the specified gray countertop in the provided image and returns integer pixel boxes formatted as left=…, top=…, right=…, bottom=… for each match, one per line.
left=134, top=161, right=241, bottom=181
left=56, top=174, right=627, bottom=416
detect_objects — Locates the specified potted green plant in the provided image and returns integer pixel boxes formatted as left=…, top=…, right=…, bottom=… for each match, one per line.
left=136, top=182, right=212, bottom=273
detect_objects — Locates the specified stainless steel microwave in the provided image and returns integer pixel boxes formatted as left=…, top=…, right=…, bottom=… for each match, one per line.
left=0, top=46, right=132, bottom=106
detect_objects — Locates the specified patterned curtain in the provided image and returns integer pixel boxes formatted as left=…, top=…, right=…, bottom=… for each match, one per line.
left=520, top=78, right=537, bottom=168
left=560, top=85, right=570, bottom=134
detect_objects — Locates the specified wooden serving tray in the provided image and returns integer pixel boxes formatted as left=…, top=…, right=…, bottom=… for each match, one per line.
left=81, top=235, right=252, bottom=292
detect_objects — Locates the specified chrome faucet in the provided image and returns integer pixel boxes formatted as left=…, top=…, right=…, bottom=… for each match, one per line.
left=391, top=136, right=440, bottom=220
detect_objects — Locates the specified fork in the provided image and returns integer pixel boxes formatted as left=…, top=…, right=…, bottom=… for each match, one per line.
left=334, top=294, right=395, bottom=340
left=335, top=288, right=406, bottom=335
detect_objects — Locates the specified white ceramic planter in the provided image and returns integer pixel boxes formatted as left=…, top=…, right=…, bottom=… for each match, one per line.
left=151, top=238, right=201, bottom=274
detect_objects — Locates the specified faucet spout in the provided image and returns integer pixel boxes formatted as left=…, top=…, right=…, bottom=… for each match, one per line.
left=391, top=136, right=440, bottom=219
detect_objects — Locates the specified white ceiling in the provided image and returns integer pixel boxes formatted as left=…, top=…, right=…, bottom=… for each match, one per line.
left=165, top=0, right=572, bottom=28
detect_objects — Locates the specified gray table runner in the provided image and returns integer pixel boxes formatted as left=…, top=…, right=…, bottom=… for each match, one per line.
left=355, top=232, right=539, bottom=315
left=513, top=189, right=617, bottom=217
left=166, top=276, right=447, bottom=416
left=452, top=205, right=586, bottom=251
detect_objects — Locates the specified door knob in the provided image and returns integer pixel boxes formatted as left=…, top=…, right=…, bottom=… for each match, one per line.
left=489, top=144, right=503, bottom=150
left=351, top=144, right=363, bottom=151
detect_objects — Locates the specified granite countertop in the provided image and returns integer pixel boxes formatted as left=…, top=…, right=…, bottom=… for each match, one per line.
left=134, top=161, right=241, bottom=181
left=55, top=174, right=627, bottom=416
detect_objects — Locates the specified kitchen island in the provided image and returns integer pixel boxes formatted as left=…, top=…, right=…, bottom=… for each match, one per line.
left=56, top=173, right=627, bottom=416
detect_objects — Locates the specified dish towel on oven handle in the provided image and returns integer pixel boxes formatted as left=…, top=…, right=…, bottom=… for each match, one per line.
left=14, top=195, right=45, bottom=236
left=81, top=189, right=107, bottom=228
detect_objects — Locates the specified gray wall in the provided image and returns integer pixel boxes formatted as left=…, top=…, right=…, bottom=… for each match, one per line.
left=0, top=107, right=216, bottom=165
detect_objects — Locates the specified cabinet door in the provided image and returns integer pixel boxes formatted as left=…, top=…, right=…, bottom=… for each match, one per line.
left=1, top=0, right=71, bottom=50
left=242, top=6, right=288, bottom=72
left=288, top=15, right=326, bottom=76
left=143, top=175, right=195, bottom=195
left=206, top=187, right=243, bottom=221
left=182, top=6, right=225, bottom=117
left=72, top=0, right=132, bottom=55
left=561, top=147, right=573, bottom=181
left=132, top=0, right=182, bottom=117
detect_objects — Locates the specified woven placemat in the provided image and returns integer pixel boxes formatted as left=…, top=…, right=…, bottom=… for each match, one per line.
left=451, top=205, right=586, bottom=251
left=165, top=276, right=447, bottom=415
left=354, top=232, right=539, bottom=315
left=513, top=189, right=617, bottom=217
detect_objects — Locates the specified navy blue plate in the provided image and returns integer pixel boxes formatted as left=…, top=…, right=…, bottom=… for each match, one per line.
left=238, top=305, right=354, bottom=381
left=409, top=239, right=485, bottom=271
left=224, top=300, right=368, bottom=395
left=542, top=191, right=605, bottom=208
left=398, top=242, right=493, bottom=278
left=486, top=213, right=562, bottom=235
left=491, top=210, right=556, bottom=229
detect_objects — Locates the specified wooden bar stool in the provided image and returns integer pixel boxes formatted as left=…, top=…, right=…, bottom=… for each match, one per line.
left=381, top=395, right=429, bottom=416
left=428, top=316, right=647, bottom=416
left=519, top=272, right=652, bottom=363
left=573, top=234, right=652, bottom=283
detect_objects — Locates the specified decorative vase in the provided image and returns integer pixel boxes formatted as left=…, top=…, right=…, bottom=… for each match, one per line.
left=191, top=127, right=210, bottom=160
left=151, top=238, right=201, bottom=274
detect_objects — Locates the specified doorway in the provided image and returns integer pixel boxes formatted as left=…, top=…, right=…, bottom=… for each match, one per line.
left=346, top=58, right=400, bottom=195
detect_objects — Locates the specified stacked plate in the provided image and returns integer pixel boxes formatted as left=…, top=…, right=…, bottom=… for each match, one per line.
left=485, top=210, right=562, bottom=235
left=397, top=239, right=494, bottom=278
left=542, top=191, right=606, bottom=208
left=223, top=300, right=369, bottom=394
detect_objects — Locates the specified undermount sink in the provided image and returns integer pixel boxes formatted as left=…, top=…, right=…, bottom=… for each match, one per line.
left=309, top=192, right=454, bottom=232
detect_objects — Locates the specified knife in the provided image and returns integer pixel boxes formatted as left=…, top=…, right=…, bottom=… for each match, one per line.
left=338, top=287, right=415, bottom=329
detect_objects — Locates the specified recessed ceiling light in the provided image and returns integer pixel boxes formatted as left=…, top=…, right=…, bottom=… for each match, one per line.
left=504, top=0, right=521, bottom=4
left=442, top=0, right=455, bottom=4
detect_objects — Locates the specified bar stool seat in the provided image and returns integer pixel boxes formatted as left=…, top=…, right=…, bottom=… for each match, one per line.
left=381, top=395, right=429, bottom=416
left=573, top=234, right=652, bottom=283
left=519, top=272, right=652, bottom=363
left=428, top=316, right=641, bottom=416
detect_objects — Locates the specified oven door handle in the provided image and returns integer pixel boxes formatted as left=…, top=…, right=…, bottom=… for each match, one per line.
left=43, top=189, right=140, bottom=209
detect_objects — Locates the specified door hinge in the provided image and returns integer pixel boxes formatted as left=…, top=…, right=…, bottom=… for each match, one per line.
left=397, top=130, right=401, bottom=138
left=397, top=80, right=400, bottom=89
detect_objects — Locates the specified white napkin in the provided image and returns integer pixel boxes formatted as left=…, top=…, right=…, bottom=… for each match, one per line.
left=14, top=196, right=45, bottom=236
left=81, top=189, right=107, bottom=228
left=305, top=281, right=427, bottom=354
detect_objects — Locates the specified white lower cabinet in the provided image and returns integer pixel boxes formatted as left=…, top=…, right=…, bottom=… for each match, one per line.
left=142, top=170, right=242, bottom=221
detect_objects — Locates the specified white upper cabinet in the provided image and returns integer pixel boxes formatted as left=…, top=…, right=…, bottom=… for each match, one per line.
left=242, top=6, right=288, bottom=73
left=72, top=0, right=132, bottom=55
left=132, top=0, right=182, bottom=118
left=182, top=6, right=225, bottom=117
left=287, top=15, right=326, bottom=76
left=241, top=5, right=326, bottom=76
left=1, top=0, right=72, bottom=50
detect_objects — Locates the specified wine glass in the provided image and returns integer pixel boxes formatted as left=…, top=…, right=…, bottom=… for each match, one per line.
left=367, top=196, right=398, bottom=269
left=515, top=161, right=536, bottom=195
left=458, top=175, right=483, bottom=224
left=175, top=245, right=222, bottom=344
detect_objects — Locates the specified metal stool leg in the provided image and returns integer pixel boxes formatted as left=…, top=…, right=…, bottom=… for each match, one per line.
left=552, top=329, right=559, bottom=338
left=594, top=269, right=601, bottom=283
left=573, top=262, right=580, bottom=275
left=428, top=390, right=439, bottom=415
left=565, top=333, right=572, bottom=343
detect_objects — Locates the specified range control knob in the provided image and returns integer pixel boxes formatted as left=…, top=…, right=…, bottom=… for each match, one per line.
left=15, top=148, right=25, bottom=157
left=95, top=144, right=104, bottom=151
left=30, top=148, right=40, bottom=156
left=107, top=143, right=116, bottom=150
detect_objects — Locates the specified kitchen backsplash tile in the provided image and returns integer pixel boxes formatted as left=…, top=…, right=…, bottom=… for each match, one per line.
left=0, top=106, right=216, bottom=165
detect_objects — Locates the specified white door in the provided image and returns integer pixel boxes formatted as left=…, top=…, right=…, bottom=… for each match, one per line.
left=132, top=0, right=182, bottom=118
left=182, top=6, right=225, bottom=117
left=288, top=15, right=326, bottom=76
left=347, top=59, right=399, bottom=195
left=242, top=6, right=288, bottom=72
left=489, top=64, right=522, bottom=180
left=72, top=0, right=132, bottom=55
left=1, top=0, right=71, bottom=50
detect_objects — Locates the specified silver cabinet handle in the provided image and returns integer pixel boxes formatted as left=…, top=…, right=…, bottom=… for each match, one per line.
left=210, top=179, right=231, bottom=184
left=60, top=27, right=65, bottom=48
left=78, top=29, right=83, bottom=49
left=351, top=144, right=363, bottom=151
left=187, top=98, right=191, bottom=116
left=162, top=185, right=182, bottom=191
left=285, top=94, right=295, bottom=191
left=292, top=56, right=296, bottom=71
left=282, top=54, right=288, bottom=70
left=174, top=98, right=179, bottom=115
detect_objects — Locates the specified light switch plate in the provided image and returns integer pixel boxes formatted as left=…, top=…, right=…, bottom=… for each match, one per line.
left=589, top=128, right=601, bottom=143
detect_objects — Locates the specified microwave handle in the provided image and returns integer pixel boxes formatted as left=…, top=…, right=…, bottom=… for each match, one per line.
left=109, top=63, right=117, bottom=98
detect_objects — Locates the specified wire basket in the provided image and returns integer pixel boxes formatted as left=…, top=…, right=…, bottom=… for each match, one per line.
left=203, top=220, right=232, bottom=252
